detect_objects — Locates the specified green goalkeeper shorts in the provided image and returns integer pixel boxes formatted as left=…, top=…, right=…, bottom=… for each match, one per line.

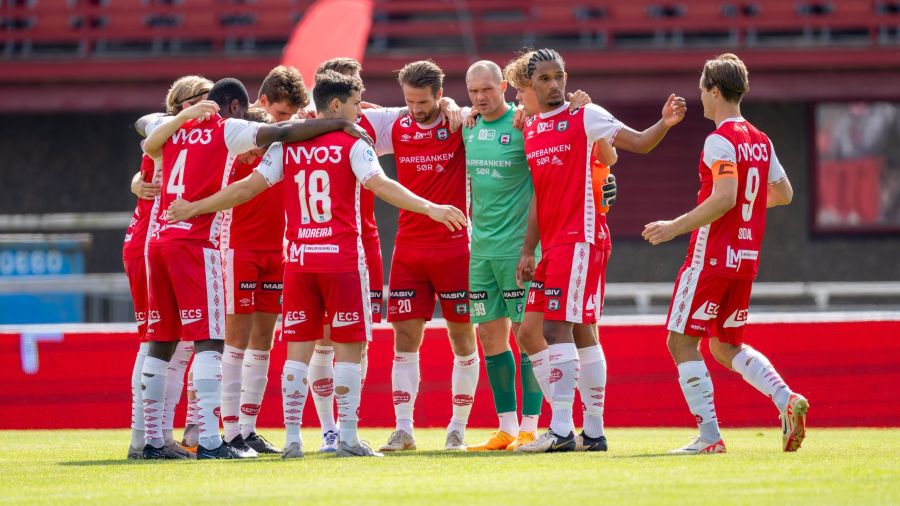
left=468, top=257, right=531, bottom=324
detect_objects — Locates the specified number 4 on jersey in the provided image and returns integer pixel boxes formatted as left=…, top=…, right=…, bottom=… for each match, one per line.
left=167, top=149, right=188, bottom=199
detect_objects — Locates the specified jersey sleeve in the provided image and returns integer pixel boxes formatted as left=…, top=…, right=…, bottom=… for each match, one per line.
left=768, top=139, right=786, bottom=183
left=144, top=115, right=174, bottom=137
left=702, top=134, right=739, bottom=181
left=254, top=143, right=285, bottom=186
left=349, top=139, right=385, bottom=184
left=362, top=108, right=403, bottom=154
left=583, top=104, right=625, bottom=144
left=224, top=118, right=261, bottom=154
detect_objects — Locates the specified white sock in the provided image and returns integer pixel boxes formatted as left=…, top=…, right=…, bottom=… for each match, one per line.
left=334, top=362, right=362, bottom=447
left=677, top=360, right=721, bottom=442
left=498, top=412, right=519, bottom=436
left=520, top=415, right=539, bottom=434
left=282, top=360, right=309, bottom=447
left=528, top=349, right=552, bottom=402
left=392, top=351, right=419, bottom=434
left=193, top=350, right=223, bottom=450
left=308, top=345, right=337, bottom=435
left=141, top=356, right=169, bottom=448
left=130, top=342, right=149, bottom=449
left=548, top=343, right=579, bottom=436
left=448, top=352, right=479, bottom=436
left=185, top=366, right=198, bottom=429
left=732, top=347, right=793, bottom=412
left=162, top=341, right=192, bottom=444
left=577, top=345, right=607, bottom=438
left=220, top=344, right=245, bottom=441
left=240, top=349, right=270, bottom=439
left=360, top=348, right=369, bottom=390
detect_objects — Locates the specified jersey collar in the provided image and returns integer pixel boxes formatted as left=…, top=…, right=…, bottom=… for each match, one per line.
left=717, top=116, right=745, bottom=127
left=539, top=102, right=569, bottom=119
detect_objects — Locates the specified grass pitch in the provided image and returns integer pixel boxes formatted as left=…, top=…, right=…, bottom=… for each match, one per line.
left=0, top=428, right=897, bottom=505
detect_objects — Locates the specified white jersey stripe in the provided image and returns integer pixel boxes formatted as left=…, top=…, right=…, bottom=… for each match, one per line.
left=354, top=182, right=373, bottom=341
left=223, top=248, right=235, bottom=314
left=667, top=266, right=701, bottom=334
left=203, top=247, right=226, bottom=340
left=565, top=242, right=591, bottom=322
left=208, top=154, right=237, bottom=248
left=690, top=223, right=710, bottom=269
left=583, top=144, right=597, bottom=244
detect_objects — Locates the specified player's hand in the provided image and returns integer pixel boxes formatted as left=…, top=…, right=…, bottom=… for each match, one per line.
left=567, top=90, right=592, bottom=111
left=661, top=94, right=687, bottom=128
left=512, top=105, right=529, bottom=130
left=602, top=174, right=617, bottom=207
left=178, top=100, right=219, bottom=122
left=515, top=252, right=536, bottom=288
left=132, top=180, right=161, bottom=200
left=360, top=101, right=382, bottom=110
left=344, top=121, right=375, bottom=147
left=439, top=98, right=463, bottom=133
left=464, top=108, right=480, bottom=129
left=166, top=198, right=197, bottom=223
left=642, top=220, right=679, bottom=245
left=425, top=204, right=467, bottom=231
left=294, top=107, right=316, bottom=120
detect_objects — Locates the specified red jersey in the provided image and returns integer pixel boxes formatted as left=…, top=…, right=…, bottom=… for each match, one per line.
left=256, top=132, right=383, bottom=273
left=523, top=103, right=623, bottom=248
left=122, top=154, right=158, bottom=260
left=221, top=156, right=284, bottom=251
left=149, top=115, right=260, bottom=247
left=357, top=113, right=379, bottom=244
left=389, top=113, right=468, bottom=248
left=684, top=117, right=786, bottom=279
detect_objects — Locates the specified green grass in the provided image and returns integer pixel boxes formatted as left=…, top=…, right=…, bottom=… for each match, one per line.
left=0, top=428, right=898, bottom=505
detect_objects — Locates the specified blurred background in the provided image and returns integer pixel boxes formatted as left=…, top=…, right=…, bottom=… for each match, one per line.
left=1, top=0, right=899, bottom=324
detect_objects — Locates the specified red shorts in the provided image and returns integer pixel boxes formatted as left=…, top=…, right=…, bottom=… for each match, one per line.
left=123, top=256, right=149, bottom=342
left=665, top=264, right=752, bottom=345
left=387, top=244, right=470, bottom=323
left=223, top=248, right=283, bottom=315
left=525, top=242, right=607, bottom=324
left=364, top=235, right=384, bottom=324
left=146, top=243, right=226, bottom=342
left=281, top=269, right=371, bottom=343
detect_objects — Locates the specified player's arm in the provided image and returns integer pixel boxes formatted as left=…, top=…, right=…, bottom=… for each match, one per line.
left=612, top=94, right=686, bottom=154
left=133, top=113, right=166, bottom=138
left=516, top=197, right=539, bottom=287
left=594, top=140, right=618, bottom=166
left=131, top=171, right=160, bottom=200
left=166, top=172, right=269, bottom=222
left=365, top=174, right=467, bottom=231
left=143, top=100, right=220, bottom=158
left=767, top=176, right=793, bottom=208
left=255, top=118, right=373, bottom=147
left=642, top=163, right=738, bottom=246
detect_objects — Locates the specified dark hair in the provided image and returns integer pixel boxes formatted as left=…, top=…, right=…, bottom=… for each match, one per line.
left=397, top=60, right=444, bottom=96
left=701, top=53, right=749, bottom=104
left=526, top=48, right=565, bottom=79
left=313, top=70, right=363, bottom=111
left=259, top=65, right=309, bottom=109
left=317, top=57, right=362, bottom=77
left=208, top=78, right=250, bottom=111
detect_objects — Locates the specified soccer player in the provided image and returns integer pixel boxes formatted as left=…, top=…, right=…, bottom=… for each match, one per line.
left=125, top=75, right=212, bottom=460
left=642, top=53, right=807, bottom=454
left=139, top=77, right=373, bottom=459
left=217, top=66, right=308, bottom=457
left=461, top=60, right=604, bottom=451
left=165, top=70, right=467, bottom=458
left=511, top=49, right=687, bottom=453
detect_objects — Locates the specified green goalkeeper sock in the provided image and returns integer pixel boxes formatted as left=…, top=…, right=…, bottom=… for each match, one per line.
left=485, top=350, right=518, bottom=416
left=520, top=352, right=543, bottom=417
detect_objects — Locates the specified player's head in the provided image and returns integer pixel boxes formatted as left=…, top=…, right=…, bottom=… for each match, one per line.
left=465, top=60, right=507, bottom=118
left=208, top=78, right=251, bottom=119
left=165, top=75, right=213, bottom=115
left=317, top=57, right=362, bottom=80
left=526, top=48, right=567, bottom=111
left=504, top=52, right=540, bottom=116
left=314, top=70, right=364, bottom=122
left=398, top=60, right=444, bottom=124
left=237, top=108, right=273, bottom=164
left=258, top=65, right=309, bottom=121
left=700, top=53, right=749, bottom=118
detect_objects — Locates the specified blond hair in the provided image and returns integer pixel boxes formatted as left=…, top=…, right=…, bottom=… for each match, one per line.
left=165, top=75, right=213, bottom=115
left=504, top=51, right=535, bottom=90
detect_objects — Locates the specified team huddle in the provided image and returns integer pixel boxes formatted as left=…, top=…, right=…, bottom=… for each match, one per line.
left=124, top=49, right=809, bottom=460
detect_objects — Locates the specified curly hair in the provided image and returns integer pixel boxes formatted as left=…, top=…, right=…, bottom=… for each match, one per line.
left=259, top=65, right=309, bottom=109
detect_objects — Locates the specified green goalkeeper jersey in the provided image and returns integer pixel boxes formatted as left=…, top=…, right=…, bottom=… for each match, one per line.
left=463, top=103, right=532, bottom=259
